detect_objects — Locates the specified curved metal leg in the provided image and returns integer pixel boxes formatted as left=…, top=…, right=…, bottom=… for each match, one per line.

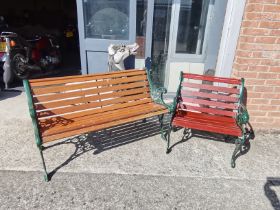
left=39, top=146, right=49, bottom=182
left=166, top=126, right=172, bottom=154
left=158, top=114, right=166, bottom=141
left=231, top=141, right=241, bottom=168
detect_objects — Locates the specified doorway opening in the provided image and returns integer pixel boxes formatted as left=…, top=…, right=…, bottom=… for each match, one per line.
left=0, top=0, right=81, bottom=87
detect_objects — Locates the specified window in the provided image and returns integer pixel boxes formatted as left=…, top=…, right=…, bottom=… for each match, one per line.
left=176, top=0, right=210, bottom=55
left=83, top=0, right=130, bottom=40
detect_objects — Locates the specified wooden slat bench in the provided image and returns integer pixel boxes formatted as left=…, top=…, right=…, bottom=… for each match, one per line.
left=24, top=69, right=171, bottom=181
left=166, top=72, right=250, bottom=168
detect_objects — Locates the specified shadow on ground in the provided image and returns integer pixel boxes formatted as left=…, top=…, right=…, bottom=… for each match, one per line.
left=264, top=177, right=280, bottom=210
left=0, top=89, right=22, bottom=101
left=168, top=125, right=255, bottom=167
left=44, top=117, right=168, bottom=180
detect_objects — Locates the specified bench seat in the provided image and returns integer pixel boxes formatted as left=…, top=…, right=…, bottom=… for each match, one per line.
left=24, top=69, right=170, bottom=181
left=172, top=111, right=242, bottom=137
left=40, top=101, right=168, bottom=142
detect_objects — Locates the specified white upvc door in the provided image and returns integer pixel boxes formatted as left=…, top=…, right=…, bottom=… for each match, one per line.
left=76, top=0, right=136, bottom=74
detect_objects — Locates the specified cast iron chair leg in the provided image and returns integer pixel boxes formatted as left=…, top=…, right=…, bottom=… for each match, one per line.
left=158, top=114, right=166, bottom=141
left=231, top=140, right=242, bottom=168
left=39, top=146, right=49, bottom=182
left=166, top=126, right=172, bottom=154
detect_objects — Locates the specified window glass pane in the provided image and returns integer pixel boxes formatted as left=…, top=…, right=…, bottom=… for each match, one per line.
left=151, top=0, right=172, bottom=87
left=136, top=0, right=147, bottom=59
left=176, top=0, right=210, bottom=54
left=83, top=0, right=130, bottom=40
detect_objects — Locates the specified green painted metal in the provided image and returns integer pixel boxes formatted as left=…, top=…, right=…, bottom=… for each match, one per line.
left=23, top=79, right=49, bottom=181
left=145, top=68, right=173, bottom=112
left=237, top=78, right=249, bottom=125
left=23, top=80, right=42, bottom=147
left=165, top=71, right=184, bottom=153
left=158, top=114, right=166, bottom=141
left=232, top=78, right=249, bottom=168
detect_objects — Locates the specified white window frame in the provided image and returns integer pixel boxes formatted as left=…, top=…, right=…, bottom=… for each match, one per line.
left=168, top=0, right=215, bottom=63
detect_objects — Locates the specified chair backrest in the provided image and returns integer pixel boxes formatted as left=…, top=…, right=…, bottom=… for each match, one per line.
left=177, top=73, right=244, bottom=118
left=27, top=69, right=151, bottom=121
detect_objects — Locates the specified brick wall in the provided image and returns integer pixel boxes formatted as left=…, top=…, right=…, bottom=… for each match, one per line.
left=232, top=0, right=280, bottom=131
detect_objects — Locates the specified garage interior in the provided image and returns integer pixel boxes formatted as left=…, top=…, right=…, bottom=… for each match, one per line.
left=0, top=0, right=81, bottom=86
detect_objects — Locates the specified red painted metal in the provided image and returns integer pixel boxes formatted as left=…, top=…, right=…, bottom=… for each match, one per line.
left=183, top=73, right=241, bottom=85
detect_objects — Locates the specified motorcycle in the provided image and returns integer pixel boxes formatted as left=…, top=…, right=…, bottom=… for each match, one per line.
left=0, top=31, right=61, bottom=83
left=0, top=16, right=8, bottom=89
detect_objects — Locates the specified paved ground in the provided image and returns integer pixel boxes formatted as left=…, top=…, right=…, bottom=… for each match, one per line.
left=0, top=89, right=280, bottom=210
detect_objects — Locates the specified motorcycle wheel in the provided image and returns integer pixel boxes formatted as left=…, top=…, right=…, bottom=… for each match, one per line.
left=10, top=52, right=30, bottom=80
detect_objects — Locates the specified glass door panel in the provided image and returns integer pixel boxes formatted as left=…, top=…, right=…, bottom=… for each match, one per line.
left=175, top=0, right=210, bottom=55
left=151, top=0, right=172, bottom=87
left=83, top=0, right=130, bottom=40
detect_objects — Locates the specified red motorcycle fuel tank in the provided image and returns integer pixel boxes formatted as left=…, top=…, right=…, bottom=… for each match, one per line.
left=35, top=37, right=49, bottom=50
left=31, top=48, right=41, bottom=62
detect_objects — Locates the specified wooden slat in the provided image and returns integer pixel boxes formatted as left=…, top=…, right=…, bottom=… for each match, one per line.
left=183, top=73, right=241, bottom=85
left=175, top=113, right=238, bottom=128
left=182, top=82, right=239, bottom=94
left=38, top=98, right=152, bottom=120
left=42, top=109, right=167, bottom=143
left=30, top=69, right=146, bottom=86
left=176, top=111, right=236, bottom=123
left=32, top=75, right=148, bottom=95
left=37, top=93, right=151, bottom=118
left=35, top=87, right=150, bottom=110
left=181, top=90, right=238, bottom=103
left=172, top=117, right=241, bottom=137
left=182, top=98, right=238, bottom=109
left=41, top=103, right=166, bottom=137
left=34, top=81, right=149, bottom=103
left=179, top=105, right=236, bottom=117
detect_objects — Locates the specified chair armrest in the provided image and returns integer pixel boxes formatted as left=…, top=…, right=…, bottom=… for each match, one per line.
left=237, top=103, right=249, bottom=125
left=151, top=87, right=174, bottom=113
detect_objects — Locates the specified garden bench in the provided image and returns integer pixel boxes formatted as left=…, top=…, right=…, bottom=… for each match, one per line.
left=24, top=69, right=171, bottom=181
left=166, top=72, right=250, bottom=168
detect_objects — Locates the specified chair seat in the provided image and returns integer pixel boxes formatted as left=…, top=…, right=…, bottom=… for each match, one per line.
left=39, top=101, right=168, bottom=143
left=172, top=110, right=242, bottom=137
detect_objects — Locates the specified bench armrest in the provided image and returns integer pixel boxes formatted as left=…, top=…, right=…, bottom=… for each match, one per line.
left=152, top=87, right=174, bottom=112
left=237, top=103, right=249, bottom=125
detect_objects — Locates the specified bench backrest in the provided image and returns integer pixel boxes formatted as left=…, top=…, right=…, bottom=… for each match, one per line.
left=26, top=69, right=151, bottom=122
left=176, top=73, right=244, bottom=118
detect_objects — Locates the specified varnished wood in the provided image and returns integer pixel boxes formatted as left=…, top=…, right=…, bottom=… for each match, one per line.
left=30, top=69, right=146, bottom=86
left=35, top=87, right=150, bottom=110
left=33, top=81, right=149, bottom=103
left=38, top=98, right=152, bottom=120
left=40, top=103, right=166, bottom=137
left=32, top=75, right=148, bottom=95
left=42, top=109, right=167, bottom=143
left=27, top=69, right=168, bottom=144
left=37, top=93, right=151, bottom=118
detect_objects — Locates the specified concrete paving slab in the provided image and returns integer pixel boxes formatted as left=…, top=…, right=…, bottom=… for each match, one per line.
left=0, top=89, right=280, bottom=209
left=0, top=170, right=279, bottom=210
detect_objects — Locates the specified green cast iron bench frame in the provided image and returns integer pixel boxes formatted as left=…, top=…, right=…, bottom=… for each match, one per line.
left=24, top=69, right=172, bottom=181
